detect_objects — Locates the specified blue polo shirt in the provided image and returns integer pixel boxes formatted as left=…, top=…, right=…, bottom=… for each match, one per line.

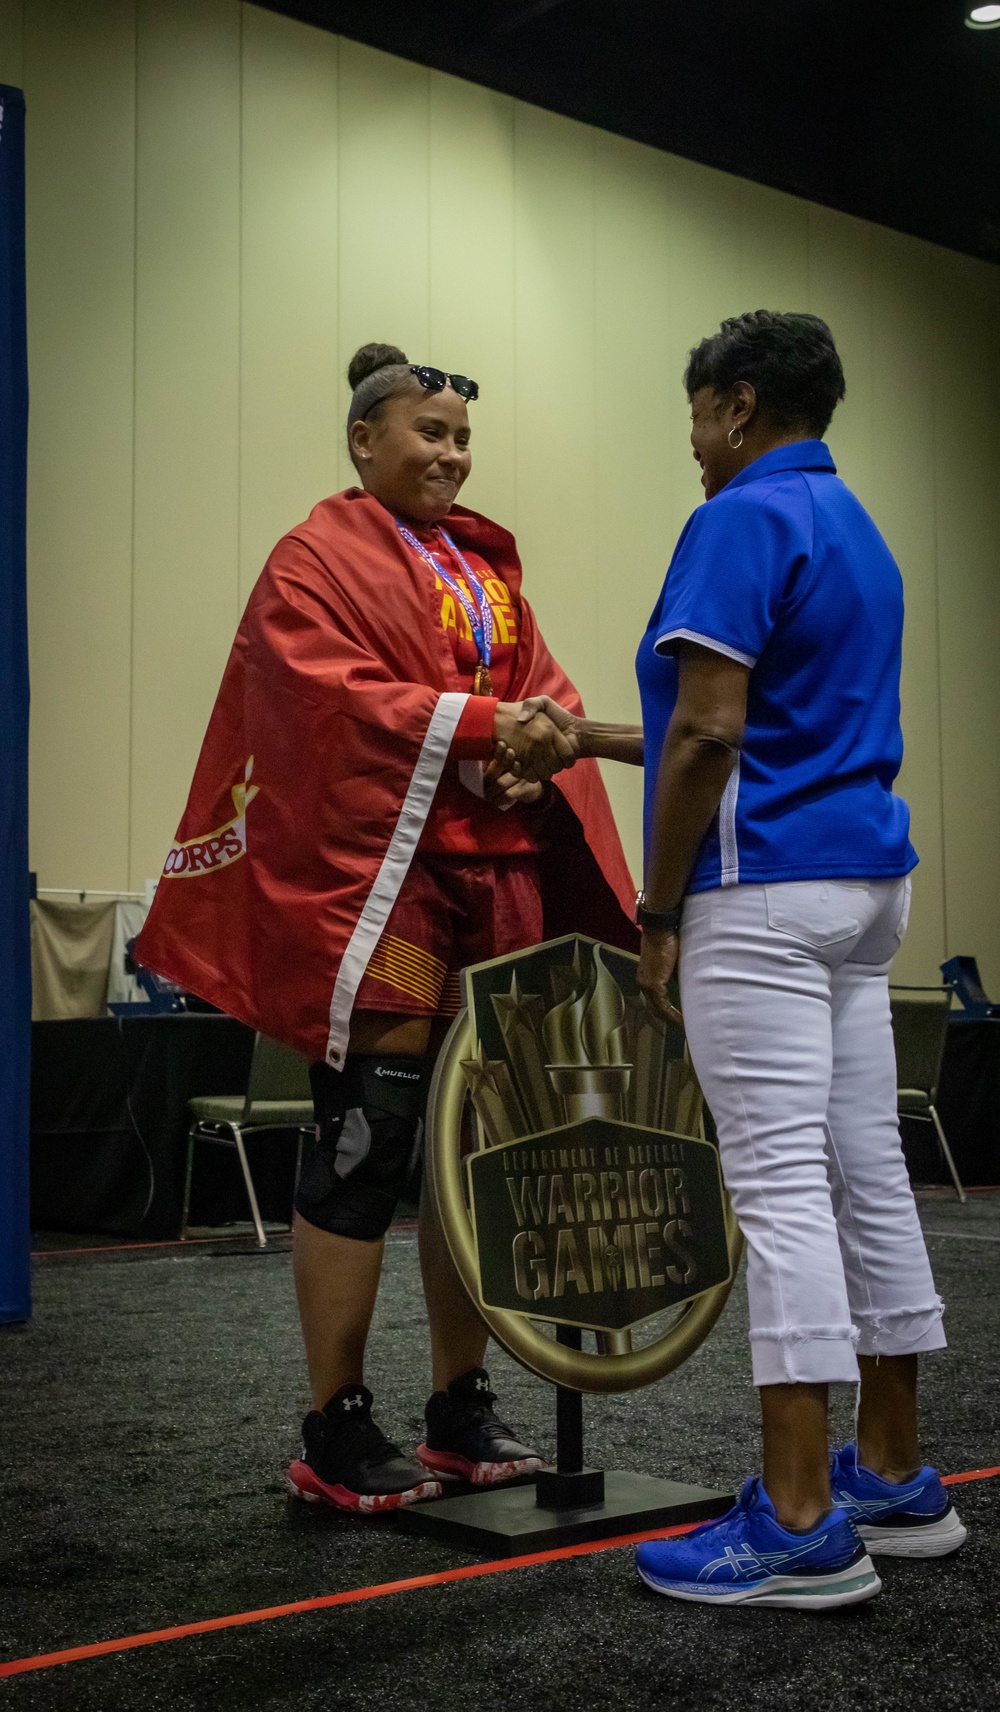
left=636, top=441, right=917, bottom=892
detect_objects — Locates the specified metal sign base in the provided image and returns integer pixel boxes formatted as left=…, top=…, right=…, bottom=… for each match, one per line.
left=400, top=1326, right=730, bottom=1557
left=398, top=1469, right=731, bottom=1557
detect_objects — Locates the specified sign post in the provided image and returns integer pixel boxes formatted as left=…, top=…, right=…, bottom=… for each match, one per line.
left=400, top=937, right=743, bottom=1555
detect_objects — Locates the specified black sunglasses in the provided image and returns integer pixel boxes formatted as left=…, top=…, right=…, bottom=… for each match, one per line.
left=410, top=365, right=479, bottom=403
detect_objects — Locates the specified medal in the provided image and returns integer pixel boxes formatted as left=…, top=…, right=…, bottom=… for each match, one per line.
left=395, top=519, right=495, bottom=694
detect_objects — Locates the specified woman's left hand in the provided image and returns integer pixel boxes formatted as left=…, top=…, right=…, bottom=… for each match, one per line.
left=497, top=776, right=545, bottom=809
left=483, top=752, right=545, bottom=811
left=637, top=928, right=683, bottom=1027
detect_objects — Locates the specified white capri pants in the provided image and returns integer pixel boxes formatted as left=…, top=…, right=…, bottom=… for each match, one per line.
left=680, top=877, right=945, bottom=1387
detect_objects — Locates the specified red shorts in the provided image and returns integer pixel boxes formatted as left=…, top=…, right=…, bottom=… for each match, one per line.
left=354, top=853, right=543, bottom=1017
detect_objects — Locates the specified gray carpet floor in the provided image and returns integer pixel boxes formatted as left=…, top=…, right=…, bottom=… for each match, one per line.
left=1, top=1189, right=997, bottom=1710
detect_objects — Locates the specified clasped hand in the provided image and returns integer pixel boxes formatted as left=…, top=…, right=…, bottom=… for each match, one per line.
left=485, top=696, right=580, bottom=810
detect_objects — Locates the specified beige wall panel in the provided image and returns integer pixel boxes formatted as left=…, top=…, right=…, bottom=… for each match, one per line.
left=654, top=155, right=751, bottom=547
left=665, top=165, right=811, bottom=527
left=868, top=228, right=945, bottom=983
left=429, top=71, right=516, bottom=528
left=23, top=0, right=135, bottom=891
left=513, top=103, right=597, bottom=708
left=806, top=206, right=875, bottom=502
left=733, top=176, right=810, bottom=314
left=933, top=248, right=1000, bottom=993
left=592, top=134, right=680, bottom=881
left=239, top=5, right=339, bottom=605
left=130, top=0, right=240, bottom=887
left=594, top=134, right=673, bottom=722
left=0, top=0, right=23, bottom=83
left=336, top=40, right=430, bottom=493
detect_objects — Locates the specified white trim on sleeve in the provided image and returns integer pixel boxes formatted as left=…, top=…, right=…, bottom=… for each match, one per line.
left=654, top=627, right=756, bottom=669
left=324, top=691, right=469, bottom=1068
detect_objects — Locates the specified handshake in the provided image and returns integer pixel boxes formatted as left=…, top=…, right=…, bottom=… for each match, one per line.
left=486, top=697, right=581, bottom=810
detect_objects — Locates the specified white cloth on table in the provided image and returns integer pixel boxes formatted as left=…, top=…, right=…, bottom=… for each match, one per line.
left=106, top=900, right=151, bottom=1007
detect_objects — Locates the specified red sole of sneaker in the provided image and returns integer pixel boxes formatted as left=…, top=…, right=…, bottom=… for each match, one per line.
left=286, top=1461, right=441, bottom=1513
left=416, top=1445, right=544, bottom=1487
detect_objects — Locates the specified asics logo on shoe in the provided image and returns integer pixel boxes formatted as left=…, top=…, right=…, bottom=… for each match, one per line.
left=698, top=1536, right=831, bottom=1583
left=374, top=1067, right=421, bottom=1081
left=834, top=1481, right=931, bottom=1518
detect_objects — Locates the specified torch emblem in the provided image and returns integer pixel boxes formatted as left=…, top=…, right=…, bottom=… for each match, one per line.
left=461, top=938, right=703, bottom=1146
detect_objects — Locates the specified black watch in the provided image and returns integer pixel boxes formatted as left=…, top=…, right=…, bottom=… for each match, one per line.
left=634, top=891, right=682, bottom=933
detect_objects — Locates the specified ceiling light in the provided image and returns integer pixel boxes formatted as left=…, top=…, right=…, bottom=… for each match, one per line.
left=966, top=4, right=1000, bottom=27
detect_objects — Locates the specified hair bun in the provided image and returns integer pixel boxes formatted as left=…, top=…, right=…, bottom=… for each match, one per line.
left=347, top=343, right=408, bottom=391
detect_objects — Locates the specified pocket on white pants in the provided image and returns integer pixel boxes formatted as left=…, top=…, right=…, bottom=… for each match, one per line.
left=764, top=881, right=863, bottom=948
left=848, top=875, right=912, bottom=967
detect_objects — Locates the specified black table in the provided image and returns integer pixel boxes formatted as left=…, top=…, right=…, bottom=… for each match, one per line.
left=30, top=1016, right=300, bottom=1240
left=31, top=1010, right=999, bottom=1243
left=929, top=1018, right=1000, bottom=1187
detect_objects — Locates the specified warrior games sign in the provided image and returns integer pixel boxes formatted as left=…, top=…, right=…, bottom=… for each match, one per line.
left=460, top=937, right=732, bottom=1334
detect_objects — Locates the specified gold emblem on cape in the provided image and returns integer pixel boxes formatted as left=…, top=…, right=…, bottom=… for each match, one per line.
left=161, top=758, right=259, bottom=879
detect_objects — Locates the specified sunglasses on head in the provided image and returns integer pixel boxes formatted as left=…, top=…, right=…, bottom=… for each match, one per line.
left=410, top=365, right=479, bottom=403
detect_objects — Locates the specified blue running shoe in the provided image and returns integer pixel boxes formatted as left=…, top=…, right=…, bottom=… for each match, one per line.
left=636, top=1477, right=880, bottom=1609
left=830, top=1444, right=967, bottom=1558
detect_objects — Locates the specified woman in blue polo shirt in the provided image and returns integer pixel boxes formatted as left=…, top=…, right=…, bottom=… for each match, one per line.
left=519, top=310, right=964, bottom=1609
left=635, top=310, right=967, bottom=1608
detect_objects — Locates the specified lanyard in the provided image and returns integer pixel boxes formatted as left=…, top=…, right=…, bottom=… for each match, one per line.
left=395, top=519, right=493, bottom=670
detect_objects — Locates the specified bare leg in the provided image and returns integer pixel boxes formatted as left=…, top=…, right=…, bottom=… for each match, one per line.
left=418, top=1176, right=489, bottom=1393
left=856, top=1353, right=921, bottom=1482
left=418, top=1021, right=489, bottom=1392
left=292, top=1010, right=431, bottom=1411
left=293, top=1216, right=385, bottom=1408
left=759, top=1357, right=921, bottom=1526
left=760, top=1381, right=832, bottom=1530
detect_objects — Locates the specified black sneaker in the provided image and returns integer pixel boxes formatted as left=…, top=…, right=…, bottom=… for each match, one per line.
left=287, top=1384, right=441, bottom=1513
left=417, top=1368, right=544, bottom=1487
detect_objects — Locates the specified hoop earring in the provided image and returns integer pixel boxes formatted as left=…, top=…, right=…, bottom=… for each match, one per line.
left=728, top=427, right=744, bottom=450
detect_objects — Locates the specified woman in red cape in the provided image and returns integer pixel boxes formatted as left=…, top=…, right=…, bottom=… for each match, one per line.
left=137, top=343, right=637, bottom=1512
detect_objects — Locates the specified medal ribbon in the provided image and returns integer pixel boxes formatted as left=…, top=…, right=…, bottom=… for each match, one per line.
left=395, top=519, right=493, bottom=673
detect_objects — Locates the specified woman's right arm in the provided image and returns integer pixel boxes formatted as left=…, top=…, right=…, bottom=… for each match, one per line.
left=577, top=720, right=644, bottom=766
left=515, top=696, right=644, bottom=766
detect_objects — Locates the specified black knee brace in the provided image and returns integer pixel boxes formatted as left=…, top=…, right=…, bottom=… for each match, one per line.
left=294, top=1055, right=434, bottom=1241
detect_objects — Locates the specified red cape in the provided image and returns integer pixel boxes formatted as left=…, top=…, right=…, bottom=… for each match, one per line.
left=136, top=489, right=638, bottom=1065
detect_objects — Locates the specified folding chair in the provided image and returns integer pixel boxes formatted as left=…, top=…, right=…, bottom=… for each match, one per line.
left=183, top=1033, right=315, bottom=1247
left=889, top=986, right=966, bottom=1204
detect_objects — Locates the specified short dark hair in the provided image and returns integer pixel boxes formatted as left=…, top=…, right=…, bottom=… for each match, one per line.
left=684, top=311, right=845, bottom=437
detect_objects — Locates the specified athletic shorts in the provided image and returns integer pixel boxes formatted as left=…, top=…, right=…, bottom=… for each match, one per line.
left=353, top=853, right=543, bottom=1017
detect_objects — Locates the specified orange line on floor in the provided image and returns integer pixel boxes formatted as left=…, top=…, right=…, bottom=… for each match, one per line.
left=942, top=1464, right=1000, bottom=1485
left=915, top=1185, right=1000, bottom=1193
left=0, top=1522, right=696, bottom=1679
left=2, top=1463, right=998, bottom=1681
left=30, top=1235, right=288, bottom=1258
left=31, top=1224, right=417, bottom=1259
